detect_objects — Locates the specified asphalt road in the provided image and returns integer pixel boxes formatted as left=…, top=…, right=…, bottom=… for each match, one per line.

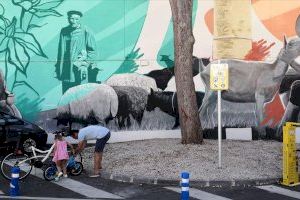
left=0, top=169, right=300, bottom=200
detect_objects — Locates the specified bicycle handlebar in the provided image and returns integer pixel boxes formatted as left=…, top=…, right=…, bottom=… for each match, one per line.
left=31, top=146, right=53, bottom=154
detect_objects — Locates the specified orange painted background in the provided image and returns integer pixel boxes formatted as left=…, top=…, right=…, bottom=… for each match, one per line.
left=204, top=0, right=300, bottom=127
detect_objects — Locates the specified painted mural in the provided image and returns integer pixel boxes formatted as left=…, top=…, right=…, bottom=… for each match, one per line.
left=0, top=0, right=300, bottom=138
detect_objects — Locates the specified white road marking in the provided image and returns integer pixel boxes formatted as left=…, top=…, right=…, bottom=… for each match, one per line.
left=54, top=178, right=123, bottom=199
left=32, top=168, right=123, bottom=199
left=164, top=186, right=232, bottom=200
left=2, top=157, right=123, bottom=199
left=256, top=185, right=300, bottom=199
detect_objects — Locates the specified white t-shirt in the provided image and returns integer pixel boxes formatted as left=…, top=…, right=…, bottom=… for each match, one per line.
left=78, top=125, right=110, bottom=141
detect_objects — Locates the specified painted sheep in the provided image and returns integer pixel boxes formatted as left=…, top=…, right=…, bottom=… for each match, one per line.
left=146, top=89, right=205, bottom=128
left=111, top=86, right=148, bottom=128
left=145, top=56, right=210, bottom=90
left=56, top=83, right=118, bottom=126
left=106, top=73, right=159, bottom=93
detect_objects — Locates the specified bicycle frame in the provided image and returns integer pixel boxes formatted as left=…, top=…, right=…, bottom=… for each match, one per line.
left=17, top=144, right=55, bottom=166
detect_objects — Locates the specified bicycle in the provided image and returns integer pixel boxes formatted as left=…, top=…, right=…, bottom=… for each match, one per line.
left=1, top=144, right=54, bottom=180
left=43, top=155, right=83, bottom=181
left=0, top=143, right=83, bottom=180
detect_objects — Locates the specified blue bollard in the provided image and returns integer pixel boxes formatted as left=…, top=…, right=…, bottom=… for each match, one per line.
left=10, top=166, right=20, bottom=197
left=181, top=172, right=189, bottom=200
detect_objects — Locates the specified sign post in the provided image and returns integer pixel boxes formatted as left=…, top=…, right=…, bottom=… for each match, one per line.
left=210, top=61, right=229, bottom=168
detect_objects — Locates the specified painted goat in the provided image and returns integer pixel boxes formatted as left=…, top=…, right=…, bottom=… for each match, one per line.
left=199, top=37, right=300, bottom=128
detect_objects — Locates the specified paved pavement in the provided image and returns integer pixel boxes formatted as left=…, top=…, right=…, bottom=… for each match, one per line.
left=0, top=168, right=300, bottom=200
left=0, top=140, right=299, bottom=200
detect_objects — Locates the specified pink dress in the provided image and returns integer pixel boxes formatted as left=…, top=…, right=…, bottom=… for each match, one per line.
left=52, top=140, right=69, bottom=162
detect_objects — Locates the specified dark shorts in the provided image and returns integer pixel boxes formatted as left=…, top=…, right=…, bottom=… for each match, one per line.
left=95, top=132, right=111, bottom=153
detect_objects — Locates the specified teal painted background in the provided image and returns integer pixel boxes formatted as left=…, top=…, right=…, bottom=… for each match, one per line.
left=0, top=0, right=293, bottom=134
left=157, top=0, right=198, bottom=68
left=0, top=0, right=153, bottom=120
left=0, top=0, right=200, bottom=121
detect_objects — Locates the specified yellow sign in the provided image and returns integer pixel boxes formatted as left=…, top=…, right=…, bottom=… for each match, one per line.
left=210, top=63, right=229, bottom=90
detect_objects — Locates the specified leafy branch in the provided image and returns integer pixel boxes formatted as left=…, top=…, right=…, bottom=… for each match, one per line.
left=114, top=48, right=144, bottom=74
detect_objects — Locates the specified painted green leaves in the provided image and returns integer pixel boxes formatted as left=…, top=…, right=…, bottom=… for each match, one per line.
left=0, top=17, right=47, bottom=76
left=115, top=48, right=144, bottom=74
left=12, top=0, right=63, bottom=17
left=0, top=0, right=64, bottom=95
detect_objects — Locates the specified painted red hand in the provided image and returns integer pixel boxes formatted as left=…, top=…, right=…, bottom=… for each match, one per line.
left=244, top=39, right=275, bottom=61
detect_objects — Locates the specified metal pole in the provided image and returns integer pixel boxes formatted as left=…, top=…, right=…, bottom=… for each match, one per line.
left=218, top=89, right=222, bottom=168
left=217, top=58, right=222, bottom=169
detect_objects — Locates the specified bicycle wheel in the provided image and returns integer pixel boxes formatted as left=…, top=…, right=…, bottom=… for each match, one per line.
left=70, top=162, right=83, bottom=176
left=43, top=166, right=57, bottom=181
left=0, top=153, right=32, bottom=180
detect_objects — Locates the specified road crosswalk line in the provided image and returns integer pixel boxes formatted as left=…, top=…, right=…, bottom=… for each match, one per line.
left=256, top=185, right=300, bottom=199
left=32, top=168, right=123, bottom=199
left=54, top=178, right=123, bottom=199
left=2, top=161, right=123, bottom=199
left=1, top=167, right=122, bottom=199
left=164, top=186, right=232, bottom=200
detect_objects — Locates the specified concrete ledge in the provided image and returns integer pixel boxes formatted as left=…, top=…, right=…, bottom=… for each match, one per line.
left=100, top=171, right=281, bottom=188
left=226, top=128, right=252, bottom=141
left=108, top=130, right=181, bottom=143
left=47, top=130, right=181, bottom=144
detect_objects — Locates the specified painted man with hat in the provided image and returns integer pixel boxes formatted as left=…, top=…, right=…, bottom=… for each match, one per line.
left=55, top=10, right=99, bottom=93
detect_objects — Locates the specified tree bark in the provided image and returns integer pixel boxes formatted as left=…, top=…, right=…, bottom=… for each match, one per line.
left=169, top=0, right=203, bottom=144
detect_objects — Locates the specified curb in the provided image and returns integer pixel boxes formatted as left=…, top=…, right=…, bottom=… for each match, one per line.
left=100, top=172, right=281, bottom=188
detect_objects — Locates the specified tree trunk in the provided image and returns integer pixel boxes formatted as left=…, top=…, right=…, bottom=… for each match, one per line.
left=169, top=0, right=203, bottom=144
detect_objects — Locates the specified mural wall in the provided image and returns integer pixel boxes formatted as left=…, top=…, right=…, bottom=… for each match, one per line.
left=0, top=0, right=300, bottom=137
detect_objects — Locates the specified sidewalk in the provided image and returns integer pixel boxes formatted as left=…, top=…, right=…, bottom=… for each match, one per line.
left=79, top=130, right=292, bottom=187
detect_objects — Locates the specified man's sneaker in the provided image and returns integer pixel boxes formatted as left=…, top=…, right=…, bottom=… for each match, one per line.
left=89, top=174, right=100, bottom=178
left=63, top=174, right=68, bottom=178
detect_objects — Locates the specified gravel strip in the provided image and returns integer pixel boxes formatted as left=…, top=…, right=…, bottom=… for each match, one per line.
left=81, top=139, right=293, bottom=181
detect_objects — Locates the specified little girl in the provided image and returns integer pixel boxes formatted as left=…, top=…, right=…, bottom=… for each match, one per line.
left=52, top=134, right=74, bottom=181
